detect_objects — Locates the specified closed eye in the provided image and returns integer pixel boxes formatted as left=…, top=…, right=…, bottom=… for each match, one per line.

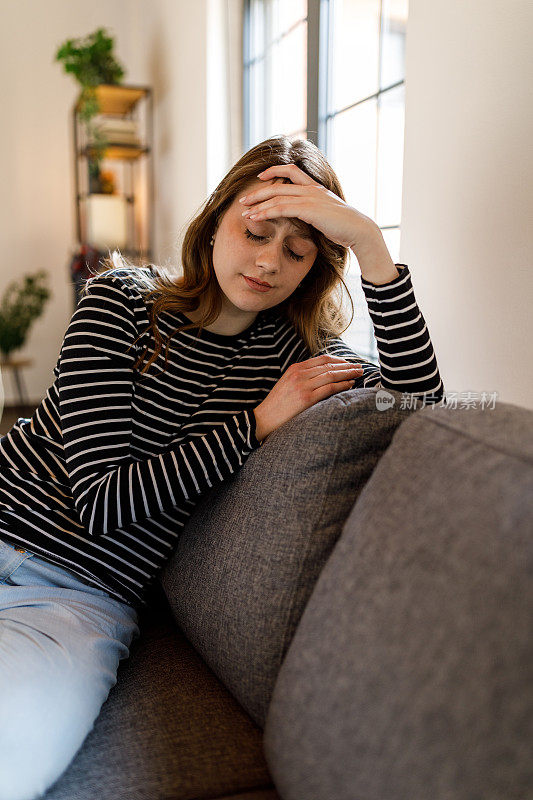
left=245, top=229, right=305, bottom=262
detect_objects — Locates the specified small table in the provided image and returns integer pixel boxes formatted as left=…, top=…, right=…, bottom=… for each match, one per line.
left=0, top=357, right=33, bottom=406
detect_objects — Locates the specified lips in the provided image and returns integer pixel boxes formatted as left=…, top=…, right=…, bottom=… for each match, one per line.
left=243, top=275, right=273, bottom=292
left=245, top=275, right=272, bottom=288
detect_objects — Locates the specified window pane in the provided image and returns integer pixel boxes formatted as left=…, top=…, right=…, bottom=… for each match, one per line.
left=249, top=0, right=267, bottom=61
left=376, top=82, right=405, bottom=227
left=330, top=0, right=381, bottom=112
left=246, top=0, right=308, bottom=145
left=345, top=226, right=400, bottom=362
left=249, top=58, right=266, bottom=145
left=269, top=20, right=307, bottom=136
left=344, top=255, right=379, bottom=362
left=328, top=98, right=378, bottom=220
left=275, top=0, right=307, bottom=31
left=380, top=0, right=408, bottom=88
left=381, top=227, right=401, bottom=263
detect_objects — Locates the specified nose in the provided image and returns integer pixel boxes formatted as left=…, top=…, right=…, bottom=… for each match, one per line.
left=255, top=239, right=283, bottom=276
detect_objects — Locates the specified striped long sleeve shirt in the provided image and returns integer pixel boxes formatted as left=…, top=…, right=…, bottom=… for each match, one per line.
left=0, top=264, right=443, bottom=608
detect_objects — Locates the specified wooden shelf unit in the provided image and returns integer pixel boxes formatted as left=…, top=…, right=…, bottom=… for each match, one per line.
left=72, top=84, right=154, bottom=263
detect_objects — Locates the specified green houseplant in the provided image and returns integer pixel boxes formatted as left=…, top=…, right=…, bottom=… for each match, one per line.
left=54, top=27, right=125, bottom=191
left=0, top=272, right=51, bottom=360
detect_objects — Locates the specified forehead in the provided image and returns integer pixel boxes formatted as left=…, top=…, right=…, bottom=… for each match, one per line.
left=237, top=177, right=316, bottom=241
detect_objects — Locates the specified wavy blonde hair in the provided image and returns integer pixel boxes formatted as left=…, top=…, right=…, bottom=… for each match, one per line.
left=84, top=134, right=355, bottom=378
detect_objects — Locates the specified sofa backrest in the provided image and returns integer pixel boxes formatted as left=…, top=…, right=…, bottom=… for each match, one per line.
left=160, top=388, right=417, bottom=727
left=263, top=401, right=533, bottom=800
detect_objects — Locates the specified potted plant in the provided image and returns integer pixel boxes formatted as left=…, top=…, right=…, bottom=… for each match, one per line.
left=54, top=27, right=125, bottom=191
left=0, top=272, right=51, bottom=361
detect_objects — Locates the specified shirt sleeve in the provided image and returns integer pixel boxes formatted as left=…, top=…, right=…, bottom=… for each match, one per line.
left=315, top=264, right=444, bottom=403
left=58, top=274, right=261, bottom=537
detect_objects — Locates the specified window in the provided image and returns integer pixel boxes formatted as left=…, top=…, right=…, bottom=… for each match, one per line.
left=243, top=0, right=408, bottom=361
left=243, top=0, right=308, bottom=144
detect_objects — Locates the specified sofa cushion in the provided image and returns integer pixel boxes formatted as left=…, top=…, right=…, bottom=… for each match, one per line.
left=43, top=584, right=279, bottom=800
left=160, top=388, right=416, bottom=727
left=263, top=402, right=533, bottom=800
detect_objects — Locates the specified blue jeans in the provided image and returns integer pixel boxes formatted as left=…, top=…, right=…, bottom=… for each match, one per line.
left=0, top=537, right=140, bottom=800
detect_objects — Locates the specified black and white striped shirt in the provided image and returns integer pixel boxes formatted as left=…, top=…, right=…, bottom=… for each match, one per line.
left=0, top=264, right=443, bottom=608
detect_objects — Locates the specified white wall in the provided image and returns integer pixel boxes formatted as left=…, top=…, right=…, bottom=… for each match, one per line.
left=0, top=0, right=143, bottom=407
left=132, top=0, right=209, bottom=267
left=401, top=0, right=533, bottom=409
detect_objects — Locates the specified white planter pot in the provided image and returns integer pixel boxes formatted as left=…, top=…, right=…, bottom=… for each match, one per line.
left=86, top=194, right=128, bottom=250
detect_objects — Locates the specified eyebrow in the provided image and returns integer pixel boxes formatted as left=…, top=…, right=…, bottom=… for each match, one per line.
left=263, top=217, right=315, bottom=241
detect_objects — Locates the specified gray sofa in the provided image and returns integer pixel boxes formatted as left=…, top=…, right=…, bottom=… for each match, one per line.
left=44, top=388, right=533, bottom=800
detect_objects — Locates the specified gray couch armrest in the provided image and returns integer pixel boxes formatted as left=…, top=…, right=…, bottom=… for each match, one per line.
left=264, top=401, right=533, bottom=800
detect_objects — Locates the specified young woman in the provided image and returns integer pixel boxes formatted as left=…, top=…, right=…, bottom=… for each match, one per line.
left=0, top=135, right=443, bottom=800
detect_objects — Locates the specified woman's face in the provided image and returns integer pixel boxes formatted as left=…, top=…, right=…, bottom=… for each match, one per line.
left=211, top=177, right=319, bottom=320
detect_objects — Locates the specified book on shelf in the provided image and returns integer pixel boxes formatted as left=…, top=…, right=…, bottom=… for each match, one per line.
left=90, top=118, right=141, bottom=146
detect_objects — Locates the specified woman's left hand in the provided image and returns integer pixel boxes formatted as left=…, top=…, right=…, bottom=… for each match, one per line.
left=239, top=162, right=379, bottom=252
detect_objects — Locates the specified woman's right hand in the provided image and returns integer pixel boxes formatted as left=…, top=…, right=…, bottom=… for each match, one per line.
left=253, top=355, right=364, bottom=442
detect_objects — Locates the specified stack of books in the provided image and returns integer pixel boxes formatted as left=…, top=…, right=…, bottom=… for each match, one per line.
left=90, top=118, right=141, bottom=146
